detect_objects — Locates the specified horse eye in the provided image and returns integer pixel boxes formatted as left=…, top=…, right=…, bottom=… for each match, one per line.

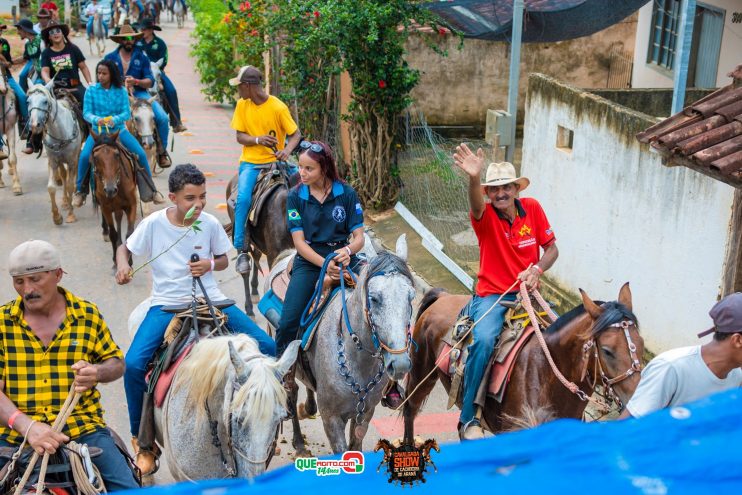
left=601, top=347, right=616, bottom=360
left=370, top=294, right=382, bottom=304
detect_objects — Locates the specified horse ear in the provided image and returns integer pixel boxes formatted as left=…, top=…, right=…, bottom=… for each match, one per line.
left=44, top=79, right=55, bottom=94
left=395, top=234, right=408, bottom=262
left=275, top=340, right=301, bottom=378
left=579, top=288, right=604, bottom=320
left=617, top=282, right=632, bottom=312
left=156, top=58, right=164, bottom=69
left=228, top=341, right=249, bottom=383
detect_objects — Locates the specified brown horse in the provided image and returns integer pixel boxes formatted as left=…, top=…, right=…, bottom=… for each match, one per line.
left=403, top=283, right=644, bottom=440
left=91, top=130, right=138, bottom=266
left=225, top=169, right=295, bottom=316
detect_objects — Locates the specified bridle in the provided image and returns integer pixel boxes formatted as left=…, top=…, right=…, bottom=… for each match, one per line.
left=580, top=319, right=643, bottom=410
left=92, top=143, right=133, bottom=194
left=205, top=354, right=280, bottom=477
left=28, top=88, right=80, bottom=151
left=130, top=101, right=155, bottom=143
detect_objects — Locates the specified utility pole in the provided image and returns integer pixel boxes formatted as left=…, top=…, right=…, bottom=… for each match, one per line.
left=64, top=0, right=72, bottom=25
left=671, top=0, right=696, bottom=114
left=506, top=0, right=524, bottom=163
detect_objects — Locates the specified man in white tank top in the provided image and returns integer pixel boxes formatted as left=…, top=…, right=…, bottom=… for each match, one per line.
left=622, top=293, right=742, bottom=418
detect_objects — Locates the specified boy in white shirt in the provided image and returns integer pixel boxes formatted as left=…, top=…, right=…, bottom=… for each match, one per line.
left=115, top=164, right=275, bottom=473
left=621, top=293, right=742, bottom=418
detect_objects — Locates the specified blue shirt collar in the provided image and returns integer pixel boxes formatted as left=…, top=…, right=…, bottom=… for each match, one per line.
left=298, top=181, right=344, bottom=201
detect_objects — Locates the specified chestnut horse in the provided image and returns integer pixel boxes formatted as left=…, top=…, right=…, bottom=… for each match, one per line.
left=403, top=283, right=644, bottom=439
left=91, top=130, right=138, bottom=266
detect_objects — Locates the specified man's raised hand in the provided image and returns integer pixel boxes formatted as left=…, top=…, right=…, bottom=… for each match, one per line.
left=453, top=143, right=485, bottom=179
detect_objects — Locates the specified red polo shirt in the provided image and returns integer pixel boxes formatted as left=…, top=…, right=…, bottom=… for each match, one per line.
left=470, top=198, right=555, bottom=296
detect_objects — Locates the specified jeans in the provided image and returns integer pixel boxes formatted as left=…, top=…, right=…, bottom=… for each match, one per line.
left=86, top=17, right=110, bottom=38
left=132, top=89, right=169, bottom=149
left=0, top=428, right=138, bottom=491
left=160, top=72, right=181, bottom=122
left=233, top=161, right=260, bottom=251
left=76, top=129, right=151, bottom=193
left=274, top=251, right=361, bottom=356
left=7, top=77, right=28, bottom=119
left=19, top=61, right=42, bottom=93
left=460, top=292, right=517, bottom=424
left=124, top=304, right=275, bottom=436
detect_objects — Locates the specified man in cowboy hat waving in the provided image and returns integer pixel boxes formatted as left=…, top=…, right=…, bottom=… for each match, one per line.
left=104, top=24, right=172, bottom=168
left=452, top=143, right=559, bottom=440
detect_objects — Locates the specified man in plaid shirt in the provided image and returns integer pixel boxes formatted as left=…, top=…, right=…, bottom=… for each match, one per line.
left=0, top=240, right=138, bottom=491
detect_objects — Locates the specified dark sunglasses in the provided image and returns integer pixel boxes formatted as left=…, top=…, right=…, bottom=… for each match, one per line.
left=48, top=28, right=62, bottom=35
left=299, top=141, right=324, bottom=154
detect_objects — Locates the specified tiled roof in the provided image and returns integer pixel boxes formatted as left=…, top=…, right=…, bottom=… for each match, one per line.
left=637, top=66, right=742, bottom=187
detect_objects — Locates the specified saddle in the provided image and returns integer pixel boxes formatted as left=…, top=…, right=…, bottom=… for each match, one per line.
left=54, top=88, right=90, bottom=143
left=136, top=299, right=233, bottom=456
left=436, top=295, right=555, bottom=409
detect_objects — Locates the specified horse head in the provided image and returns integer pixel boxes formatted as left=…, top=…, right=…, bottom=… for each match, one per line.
left=578, top=283, right=644, bottom=409
left=129, top=97, right=156, bottom=148
left=149, top=61, right=164, bottom=95
left=374, top=439, right=392, bottom=455
left=226, top=338, right=300, bottom=478
left=421, top=439, right=440, bottom=458
left=91, top=129, right=123, bottom=198
left=27, top=83, right=56, bottom=135
left=361, top=234, right=415, bottom=381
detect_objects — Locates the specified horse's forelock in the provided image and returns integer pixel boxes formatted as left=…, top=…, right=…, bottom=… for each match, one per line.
left=228, top=359, right=286, bottom=427
left=365, top=251, right=414, bottom=288
left=591, top=301, right=639, bottom=336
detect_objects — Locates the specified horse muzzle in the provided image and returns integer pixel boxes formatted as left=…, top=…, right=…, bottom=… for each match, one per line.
left=141, top=135, right=155, bottom=148
left=385, top=355, right=412, bottom=381
left=104, top=185, right=119, bottom=198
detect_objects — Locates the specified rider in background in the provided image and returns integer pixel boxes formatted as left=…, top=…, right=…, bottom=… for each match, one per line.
left=72, top=60, right=165, bottom=207
left=452, top=143, right=559, bottom=440
left=135, top=17, right=187, bottom=132
left=0, top=240, right=139, bottom=491
left=274, top=141, right=365, bottom=356
left=104, top=24, right=172, bottom=168
left=14, top=19, right=42, bottom=154
left=40, top=22, right=92, bottom=104
left=114, top=164, right=275, bottom=474
left=40, top=1, right=60, bottom=21
left=85, top=0, right=109, bottom=39
left=229, top=65, right=301, bottom=274
left=620, top=293, right=742, bottom=419
left=0, top=25, right=29, bottom=157
left=33, top=8, right=52, bottom=38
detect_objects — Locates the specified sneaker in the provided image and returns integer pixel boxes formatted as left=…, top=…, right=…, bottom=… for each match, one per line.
left=172, top=123, right=187, bottom=133
left=157, top=153, right=172, bottom=168
left=72, top=192, right=86, bottom=208
left=459, top=419, right=485, bottom=441
left=235, top=252, right=251, bottom=274
left=152, top=191, right=166, bottom=204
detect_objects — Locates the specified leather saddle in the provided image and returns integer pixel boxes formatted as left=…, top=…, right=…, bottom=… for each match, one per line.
left=227, top=162, right=292, bottom=226
left=436, top=295, right=555, bottom=408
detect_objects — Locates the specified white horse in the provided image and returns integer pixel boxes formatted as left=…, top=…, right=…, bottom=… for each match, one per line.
left=147, top=59, right=164, bottom=100
left=88, top=12, right=106, bottom=56
left=0, top=73, right=20, bottom=195
left=172, top=0, right=185, bottom=28
left=127, top=96, right=159, bottom=175
left=27, top=83, right=83, bottom=225
left=155, top=335, right=300, bottom=480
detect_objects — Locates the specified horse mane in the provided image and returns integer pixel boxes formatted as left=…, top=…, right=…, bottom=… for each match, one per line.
left=545, top=300, right=638, bottom=336
left=173, top=334, right=286, bottom=427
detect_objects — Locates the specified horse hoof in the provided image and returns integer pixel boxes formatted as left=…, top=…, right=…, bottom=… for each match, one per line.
left=141, top=474, right=156, bottom=487
left=103, top=235, right=111, bottom=242
left=251, top=294, right=260, bottom=304
left=55, top=178, right=63, bottom=187
left=66, top=214, right=77, bottom=224
left=293, top=449, right=313, bottom=459
left=0, top=180, right=5, bottom=188
left=297, top=403, right=317, bottom=420
left=53, top=214, right=63, bottom=226
left=13, top=187, right=22, bottom=196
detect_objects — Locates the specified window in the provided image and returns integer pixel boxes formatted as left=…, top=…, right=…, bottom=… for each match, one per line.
left=647, top=0, right=681, bottom=70
left=556, top=125, right=574, bottom=152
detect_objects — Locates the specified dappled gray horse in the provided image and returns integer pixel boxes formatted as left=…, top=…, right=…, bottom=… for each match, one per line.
left=155, top=335, right=300, bottom=480
left=0, top=72, right=20, bottom=195
left=286, top=235, right=415, bottom=454
left=127, top=97, right=158, bottom=175
left=28, top=83, right=83, bottom=225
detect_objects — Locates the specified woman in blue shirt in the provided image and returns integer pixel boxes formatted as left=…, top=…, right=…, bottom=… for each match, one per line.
left=72, top=59, right=164, bottom=206
left=275, top=141, right=365, bottom=355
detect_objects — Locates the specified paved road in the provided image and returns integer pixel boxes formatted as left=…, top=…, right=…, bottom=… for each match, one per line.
left=0, top=19, right=459, bottom=484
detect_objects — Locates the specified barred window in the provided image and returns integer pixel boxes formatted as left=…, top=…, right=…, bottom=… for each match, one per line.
left=647, top=0, right=681, bottom=70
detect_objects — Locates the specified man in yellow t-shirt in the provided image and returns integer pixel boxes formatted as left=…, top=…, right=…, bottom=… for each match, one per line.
left=229, top=65, right=302, bottom=274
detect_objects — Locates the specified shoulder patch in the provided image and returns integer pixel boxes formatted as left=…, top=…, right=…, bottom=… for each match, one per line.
left=288, top=209, right=301, bottom=221
left=355, top=202, right=363, bottom=215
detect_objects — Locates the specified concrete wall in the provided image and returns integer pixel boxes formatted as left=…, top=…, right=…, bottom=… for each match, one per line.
left=520, top=74, right=737, bottom=353
left=632, top=0, right=740, bottom=89
left=0, top=0, right=18, bottom=17
left=406, top=14, right=638, bottom=126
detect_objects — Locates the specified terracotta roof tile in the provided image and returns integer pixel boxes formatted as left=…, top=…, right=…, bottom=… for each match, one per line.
left=637, top=67, right=742, bottom=186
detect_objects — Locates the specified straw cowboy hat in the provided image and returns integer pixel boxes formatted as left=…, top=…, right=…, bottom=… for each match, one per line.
left=481, top=162, right=530, bottom=191
left=110, top=24, right=144, bottom=42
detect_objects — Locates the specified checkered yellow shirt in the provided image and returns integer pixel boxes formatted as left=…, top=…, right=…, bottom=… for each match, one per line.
left=0, top=287, right=124, bottom=444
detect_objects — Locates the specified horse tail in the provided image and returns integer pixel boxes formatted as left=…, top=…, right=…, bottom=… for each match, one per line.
left=501, top=405, right=555, bottom=432
left=415, top=288, right=447, bottom=322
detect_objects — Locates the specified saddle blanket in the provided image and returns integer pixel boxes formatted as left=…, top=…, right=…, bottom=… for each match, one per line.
left=148, top=341, right=195, bottom=408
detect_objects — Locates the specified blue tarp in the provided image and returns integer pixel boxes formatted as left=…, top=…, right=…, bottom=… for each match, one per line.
left=129, top=389, right=742, bottom=493
left=425, top=0, right=652, bottom=42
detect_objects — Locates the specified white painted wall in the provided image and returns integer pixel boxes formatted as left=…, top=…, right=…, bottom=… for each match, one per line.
left=0, top=0, right=18, bottom=16
left=632, top=0, right=741, bottom=89
left=521, top=82, right=736, bottom=353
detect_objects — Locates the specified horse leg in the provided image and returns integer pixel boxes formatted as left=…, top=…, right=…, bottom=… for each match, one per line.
left=47, top=163, right=63, bottom=226
left=287, top=378, right=312, bottom=458
left=242, top=271, right=254, bottom=316
left=0, top=155, right=4, bottom=188
left=101, top=214, right=110, bottom=242
left=103, top=207, right=118, bottom=268
left=297, top=389, right=317, bottom=419
left=403, top=362, right=441, bottom=443
left=250, top=251, right=261, bottom=301
left=64, top=163, right=77, bottom=223
left=320, top=414, right=349, bottom=454
left=348, top=414, right=371, bottom=452
left=6, top=126, right=21, bottom=195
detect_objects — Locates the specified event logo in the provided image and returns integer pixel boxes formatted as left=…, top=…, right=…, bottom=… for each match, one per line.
left=375, top=437, right=440, bottom=486
left=518, top=224, right=532, bottom=237
left=294, top=451, right=364, bottom=476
